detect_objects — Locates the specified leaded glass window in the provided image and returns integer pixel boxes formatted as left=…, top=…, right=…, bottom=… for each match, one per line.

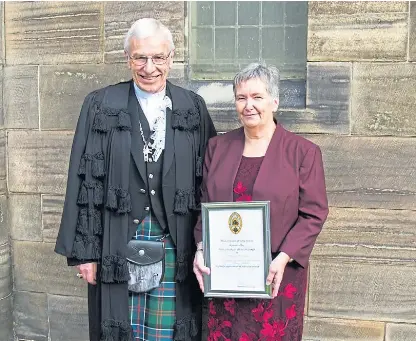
left=189, top=1, right=308, bottom=83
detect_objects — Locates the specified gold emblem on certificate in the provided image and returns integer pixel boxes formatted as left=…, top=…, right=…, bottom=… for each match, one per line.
left=228, top=212, right=243, bottom=234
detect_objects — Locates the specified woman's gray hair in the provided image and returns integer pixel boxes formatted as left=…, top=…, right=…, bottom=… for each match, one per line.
left=233, top=63, right=280, bottom=99
left=124, top=18, right=175, bottom=53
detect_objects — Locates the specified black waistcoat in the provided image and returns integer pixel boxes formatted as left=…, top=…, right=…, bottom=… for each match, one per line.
left=137, top=106, right=168, bottom=231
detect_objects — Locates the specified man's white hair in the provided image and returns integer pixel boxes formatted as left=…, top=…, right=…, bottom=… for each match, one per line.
left=124, top=18, right=175, bottom=53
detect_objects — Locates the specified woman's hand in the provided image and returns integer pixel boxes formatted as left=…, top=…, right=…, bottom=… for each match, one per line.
left=76, top=262, right=97, bottom=285
left=266, top=252, right=290, bottom=298
left=193, top=251, right=210, bottom=292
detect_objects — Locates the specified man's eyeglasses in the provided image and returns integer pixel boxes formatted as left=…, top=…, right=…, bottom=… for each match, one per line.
left=127, top=51, right=172, bottom=66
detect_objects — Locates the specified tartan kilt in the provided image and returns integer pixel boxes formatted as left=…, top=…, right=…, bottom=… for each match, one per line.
left=129, top=215, right=176, bottom=340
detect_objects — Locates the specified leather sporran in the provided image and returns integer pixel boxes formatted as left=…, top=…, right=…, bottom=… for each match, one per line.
left=126, top=239, right=165, bottom=293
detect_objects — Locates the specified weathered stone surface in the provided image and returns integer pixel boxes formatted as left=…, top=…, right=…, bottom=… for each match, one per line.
left=0, top=67, right=3, bottom=128
left=104, top=1, right=185, bottom=63
left=9, top=194, right=42, bottom=241
left=308, top=2, right=408, bottom=61
left=0, top=243, right=12, bottom=299
left=0, top=2, right=3, bottom=65
left=4, top=66, right=39, bottom=129
left=8, top=131, right=73, bottom=194
left=410, top=2, right=416, bottom=61
left=5, top=2, right=102, bottom=65
left=279, top=62, right=350, bottom=134
left=386, top=323, right=416, bottom=341
left=0, top=295, right=13, bottom=341
left=0, top=196, right=8, bottom=245
left=42, top=195, right=64, bottom=243
left=208, top=108, right=240, bottom=133
left=14, top=291, right=48, bottom=341
left=13, top=241, right=87, bottom=297
left=307, top=135, right=416, bottom=209
left=40, top=64, right=131, bottom=130
left=303, top=316, right=384, bottom=341
left=308, top=257, right=416, bottom=323
left=0, top=131, right=6, bottom=194
left=314, top=207, right=416, bottom=260
left=40, top=64, right=184, bottom=130
left=352, top=63, right=416, bottom=136
left=0, top=245, right=11, bottom=341
left=48, top=294, right=89, bottom=341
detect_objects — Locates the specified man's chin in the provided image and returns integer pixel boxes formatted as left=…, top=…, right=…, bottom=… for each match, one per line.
left=134, top=80, right=166, bottom=93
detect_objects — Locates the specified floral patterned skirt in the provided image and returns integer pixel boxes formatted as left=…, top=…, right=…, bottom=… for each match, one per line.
left=202, top=262, right=307, bottom=341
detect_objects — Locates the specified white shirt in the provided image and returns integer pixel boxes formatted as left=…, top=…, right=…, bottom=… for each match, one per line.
left=133, top=83, right=166, bottom=131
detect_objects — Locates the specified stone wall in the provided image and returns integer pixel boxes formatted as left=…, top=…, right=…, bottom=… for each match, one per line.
left=0, top=2, right=415, bottom=340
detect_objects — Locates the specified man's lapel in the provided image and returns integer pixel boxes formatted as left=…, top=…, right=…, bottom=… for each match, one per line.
left=128, top=82, right=147, bottom=180
left=162, top=82, right=174, bottom=177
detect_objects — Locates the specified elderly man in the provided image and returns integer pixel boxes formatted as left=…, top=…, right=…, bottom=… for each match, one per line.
left=55, top=18, right=216, bottom=341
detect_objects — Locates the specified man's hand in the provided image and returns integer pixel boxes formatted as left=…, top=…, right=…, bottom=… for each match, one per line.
left=76, top=262, right=97, bottom=285
left=266, top=252, right=290, bottom=298
left=193, top=251, right=210, bottom=292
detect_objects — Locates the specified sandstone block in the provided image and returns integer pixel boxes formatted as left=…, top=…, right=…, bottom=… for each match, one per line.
left=0, top=295, right=13, bottom=341
left=0, top=67, right=3, bottom=128
left=5, top=2, right=102, bottom=65
left=0, top=243, right=12, bottom=299
left=48, top=294, right=89, bottom=341
left=386, top=323, right=416, bottom=341
left=0, top=131, right=6, bottom=194
left=13, top=241, right=87, bottom=297
left=308, top=257, right=416, bottom=323
left=314, top=207, right=416, bottom=260
left=409, top=2, right=416, bottom=61
left=9, top=194, right=42, bottom=241
left=0, top=195, right=8, bottom=245
left=307, top=135, right=416, bottom=209
left=308, top=2, right=408, bottom=61
left=14, top=291, right=48, bottom=341
left=8, top=131, right=74, bottom=194
left=0, top=3, right=3, bottom=65
left=4, top=66, right=39, bottom=129
left=303, top=316, right=384, bottom=341
left=352, top=63, right=416, bottom=136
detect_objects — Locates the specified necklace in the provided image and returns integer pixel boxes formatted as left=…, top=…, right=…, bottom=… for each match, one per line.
left=138, top=95, right=172, bottom=163
left=139, top=120, right=152, bottom=162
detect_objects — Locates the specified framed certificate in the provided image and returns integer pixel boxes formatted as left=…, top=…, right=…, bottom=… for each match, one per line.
left=201, top=201, right=272, bottom=299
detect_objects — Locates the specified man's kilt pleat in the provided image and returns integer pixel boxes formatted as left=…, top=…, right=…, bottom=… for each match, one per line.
left=129, top=215, right=176, bottom=340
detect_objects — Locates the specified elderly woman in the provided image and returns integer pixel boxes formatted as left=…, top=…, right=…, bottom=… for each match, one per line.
left=193, top=63, right=328, bottom=341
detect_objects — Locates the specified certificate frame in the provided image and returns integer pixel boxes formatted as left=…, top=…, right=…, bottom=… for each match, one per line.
left=201, top=201, right=272, bottom=299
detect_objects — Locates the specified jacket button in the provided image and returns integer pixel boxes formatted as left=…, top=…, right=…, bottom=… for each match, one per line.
left=140, top=189, right=146, bottom=193
left=133, top=219, right=140, bottom=224
left=149, top=174, right=154, bottom=179
left=150, top=190, right=155, bottom=195
left=144, top=206, right=150, bottom=211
